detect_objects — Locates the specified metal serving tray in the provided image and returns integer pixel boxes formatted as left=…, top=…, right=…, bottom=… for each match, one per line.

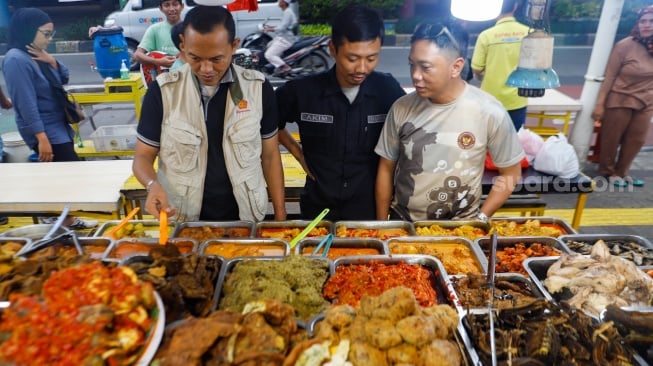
left=413, top=220, right=490, bottom=240
left=199, top=238, right=289, bottom=258
left=476, top=236, right=571, bottom=276
left=0, top=224, right=69, bottom=240
left=560, top=234, right=653, bottom=266
left=489, top=216, right=577, bottom=236
left=522, top=256, right=564, bottom=304
left=333, top=220, right=415, bottom=239
left=450, top=273, right=544, bottom=314
left=331, top=255, right=460, bottom=309
left=387, top=236, right=488, bottom=275
left=0, top=237, right=32, bottom=257
left=93, top=219, right=177, bottom=239
left=17, top=235, right=113, bottom=260
left=103, top=237, right=198, bottom=261
left=295, top=237, right=387, bottom=259
left=253, top=220, right=333, bottom=240
left=213, top=256, right=334, bottom=315
left=172, top=221, right=255, bottom=239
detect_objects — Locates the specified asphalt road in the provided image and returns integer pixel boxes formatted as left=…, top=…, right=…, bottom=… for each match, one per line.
left=0, top=45, right=593, bottom=87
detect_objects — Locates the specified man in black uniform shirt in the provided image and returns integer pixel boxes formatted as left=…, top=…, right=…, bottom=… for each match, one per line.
left=275, top=4, right=405, bottom=221
left=133, top=6, right=286, bottom=222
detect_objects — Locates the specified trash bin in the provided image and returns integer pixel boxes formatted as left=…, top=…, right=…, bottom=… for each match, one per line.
left=0, top=132, right=31, bottom=163
left=92, top=26, right=129, bottom=79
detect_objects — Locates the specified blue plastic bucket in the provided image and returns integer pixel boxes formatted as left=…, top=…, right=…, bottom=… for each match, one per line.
left=92, top=26, right=129, bottom=79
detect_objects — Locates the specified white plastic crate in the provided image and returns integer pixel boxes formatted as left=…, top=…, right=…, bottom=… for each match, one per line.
left=90, top=125, right=137, bottom=152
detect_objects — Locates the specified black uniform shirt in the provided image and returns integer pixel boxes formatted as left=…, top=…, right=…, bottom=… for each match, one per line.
left=137, top=70, right=278, bottom=220
left=275, top=67, right=405, bottom=219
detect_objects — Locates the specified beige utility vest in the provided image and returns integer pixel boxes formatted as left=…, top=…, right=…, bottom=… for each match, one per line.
left=156, top=64, right=268, bottom=221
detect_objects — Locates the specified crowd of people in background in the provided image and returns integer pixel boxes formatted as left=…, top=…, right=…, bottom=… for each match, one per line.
left=0, top=0, right=651, bottom=229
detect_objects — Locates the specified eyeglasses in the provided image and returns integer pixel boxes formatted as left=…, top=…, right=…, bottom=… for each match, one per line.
left=413, top=23, right=461, bottom=52
left=38, top=29, right=56, bottom=39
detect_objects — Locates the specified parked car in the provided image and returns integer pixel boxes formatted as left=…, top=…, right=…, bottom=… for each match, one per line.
left=104, top=0, right=297, bottom=69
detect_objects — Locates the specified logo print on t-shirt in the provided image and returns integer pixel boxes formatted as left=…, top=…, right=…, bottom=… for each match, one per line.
left=457, top=132, right=475, bottom=150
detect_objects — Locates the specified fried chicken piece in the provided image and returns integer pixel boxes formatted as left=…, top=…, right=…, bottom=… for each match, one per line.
left=396, top=315, right=436, bottom=346
left=387, top=343, right=419, bottom=364
left=419, top=339, right=462, bottom=366
left=349, top=341, right=388, bottom=366
left=324, top=304, right=356, bottom=330
left=347, top=315, right=369, bottom=343
left=236, top=312, right=287, bottom=356
left=374, top=287, right=418, bottom=323
left=421, top=305, right=459, bottom=339
left=364, top=318, right=403, bottom=349
left=313, top=320, right=339, bottom=343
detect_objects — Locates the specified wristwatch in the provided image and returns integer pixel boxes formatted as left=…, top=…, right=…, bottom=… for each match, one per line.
left=477, top=212, right=489, bottom=223
left=146, top=179, right=158, bottom=192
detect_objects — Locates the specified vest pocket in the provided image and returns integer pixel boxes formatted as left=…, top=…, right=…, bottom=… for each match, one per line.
left=235, top=170, right=267, bottom=220
left=161, top=123, right=201, bottom=173
left=229, top=122, right=261, bottom=169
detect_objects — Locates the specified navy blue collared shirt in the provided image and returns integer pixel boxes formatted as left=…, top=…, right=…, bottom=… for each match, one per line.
left=276, top=67, right=405, bottom=220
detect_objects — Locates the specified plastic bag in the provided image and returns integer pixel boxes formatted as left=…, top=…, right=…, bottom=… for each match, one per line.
left=533, top=133, right=579, bottom=179
left=517, top=127, right=544, bottom=164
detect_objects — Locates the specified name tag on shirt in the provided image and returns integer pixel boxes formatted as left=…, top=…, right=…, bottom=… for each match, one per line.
left=367, top=114, right=387, bottom=124
left=301, top=113, right=334, bottom=123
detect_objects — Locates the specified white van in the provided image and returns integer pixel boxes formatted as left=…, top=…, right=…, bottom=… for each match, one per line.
left=104, top=0, right=296, bottom=68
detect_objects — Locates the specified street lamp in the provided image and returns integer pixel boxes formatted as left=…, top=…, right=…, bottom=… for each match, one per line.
left=506, top=0, right=560, bottom=97
left=450, top=0, right=503, bottom=21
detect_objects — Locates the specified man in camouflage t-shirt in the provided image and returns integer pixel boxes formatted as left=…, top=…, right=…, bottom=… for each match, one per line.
left=375, top=23, right=524, bottom=221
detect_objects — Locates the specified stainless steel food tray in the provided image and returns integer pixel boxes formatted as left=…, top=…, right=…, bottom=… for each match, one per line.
left=333, top=220, right=415, bottom=238
left=0, top=224, right=69, bottom=240
left=450, top=273, right=544, bottom=314
left=253, top=220, right=333, bottom=239
left=413, top=220, right=490, bottom=239
left=476, top=236, right=571, bottom=275
left=103, top=237, right=199, bottom=262
left=331, top=255, right=460, bottom=309
left=489, top=216, right=577, bottom=236
left=199, top=238, right=289, bottom=258
left=295, top=237, right=387, bottom=258
left=93, top=219, right=177, bottom=239
left=172, top=220, right=255, bottom=239
left=387, top=236, right=488, bottom=275
left=213, top=256, right=334, bottom=314
left=0, top=237, right=32, bottom=257
left=560, top=234, right=653, bottom=266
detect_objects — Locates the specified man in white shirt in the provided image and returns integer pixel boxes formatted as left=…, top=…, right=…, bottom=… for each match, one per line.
left=264, top=0, right=297, bottom=75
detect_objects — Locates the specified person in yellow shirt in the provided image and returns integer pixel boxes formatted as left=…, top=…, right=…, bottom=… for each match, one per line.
left=471, top=0, right=529, bottom=131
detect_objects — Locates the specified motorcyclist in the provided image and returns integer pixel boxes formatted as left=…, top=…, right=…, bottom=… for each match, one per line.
left=263, top=0, right=297, bottom=76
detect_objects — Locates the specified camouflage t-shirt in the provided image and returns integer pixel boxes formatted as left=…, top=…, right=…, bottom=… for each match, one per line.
left=375, top=84, right=524, bottom=221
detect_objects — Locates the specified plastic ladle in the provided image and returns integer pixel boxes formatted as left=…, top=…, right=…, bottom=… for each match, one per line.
left=105, top=207, right=140, bottom=239
left=289, top=208, right=329, bottom=249
left=158, top=210, right=168, bottom=245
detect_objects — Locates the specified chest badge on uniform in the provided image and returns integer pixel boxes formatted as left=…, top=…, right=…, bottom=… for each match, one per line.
left=457, top=132, right=475, bottom=150
left=238, top=99, right=248, bottom=109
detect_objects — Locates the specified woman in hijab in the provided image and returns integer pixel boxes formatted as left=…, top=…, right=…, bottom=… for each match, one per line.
left=591, top=5, right=653, bottom=188
left=2, top=8, right=97, bottom=229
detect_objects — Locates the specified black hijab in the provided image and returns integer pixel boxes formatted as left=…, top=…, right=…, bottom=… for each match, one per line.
left=7, top=8, right=52, bottom=53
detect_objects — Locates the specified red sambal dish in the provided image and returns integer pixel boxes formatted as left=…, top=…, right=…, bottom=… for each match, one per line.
left=323, top=261, right=437, bottom=307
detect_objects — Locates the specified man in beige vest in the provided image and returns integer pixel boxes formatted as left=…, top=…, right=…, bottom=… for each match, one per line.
left=132, top=5, right=286, bottom=222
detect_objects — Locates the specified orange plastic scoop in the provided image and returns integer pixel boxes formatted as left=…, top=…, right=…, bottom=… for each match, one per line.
left=105, top=207, right=140, bottom=239
left=159, top=210, right=168, bottom=245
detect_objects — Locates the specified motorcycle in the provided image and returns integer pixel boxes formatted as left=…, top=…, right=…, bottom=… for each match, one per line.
left=233, top=21, right=331, bottom=79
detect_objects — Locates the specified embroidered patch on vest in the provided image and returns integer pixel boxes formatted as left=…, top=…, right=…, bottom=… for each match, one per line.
left=238, top=99, right=248, bottom=110
left=457, top=132, right=475, bottom=149
left=367, top=114, right=387, bottom=124
left=301, top=113, right=334, bottom=123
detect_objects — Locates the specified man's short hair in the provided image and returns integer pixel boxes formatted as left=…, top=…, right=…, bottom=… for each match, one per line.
left=183, top=5, right=236, bottom=43
left=411, top=23, right=464, bottom=59
left=331, top=4, right=384, bottom=49
left=160, top=0, right=182, bottom=6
